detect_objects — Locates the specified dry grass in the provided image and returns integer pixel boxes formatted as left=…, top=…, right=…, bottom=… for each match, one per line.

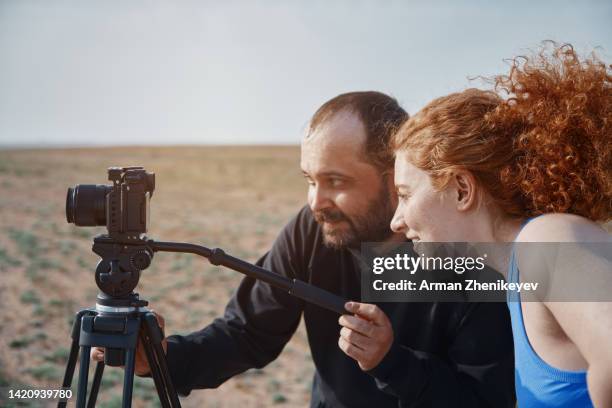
left=0, top=146, right=313, bottom=407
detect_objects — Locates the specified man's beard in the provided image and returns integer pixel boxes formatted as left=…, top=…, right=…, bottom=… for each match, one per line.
left=313, top=181, right=395, bottom=250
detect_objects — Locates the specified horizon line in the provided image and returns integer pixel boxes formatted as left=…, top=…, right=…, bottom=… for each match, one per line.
left=0, top=142, right=301, bottom=151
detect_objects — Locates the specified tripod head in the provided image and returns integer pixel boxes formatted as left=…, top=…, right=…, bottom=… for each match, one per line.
left=92, top=235, right=152, bottom=300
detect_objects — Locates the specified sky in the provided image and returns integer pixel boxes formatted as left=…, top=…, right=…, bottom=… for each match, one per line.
left=0, top=0, right=610, bottom=147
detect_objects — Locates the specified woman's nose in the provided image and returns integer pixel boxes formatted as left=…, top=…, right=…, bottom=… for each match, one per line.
left=390, top=207, right=406, bottom=233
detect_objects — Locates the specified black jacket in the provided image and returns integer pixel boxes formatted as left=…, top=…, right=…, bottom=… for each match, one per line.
left=166, top=206, right=515, bottom=407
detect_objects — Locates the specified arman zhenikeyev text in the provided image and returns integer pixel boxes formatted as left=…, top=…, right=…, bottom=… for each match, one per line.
left=372, top=279, right=539, bottom=293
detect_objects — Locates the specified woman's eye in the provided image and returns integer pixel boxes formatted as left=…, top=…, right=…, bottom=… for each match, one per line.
left=398, top=193, right=410, bottom=201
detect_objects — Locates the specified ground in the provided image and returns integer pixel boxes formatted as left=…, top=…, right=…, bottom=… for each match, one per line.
left=0, top=146, right=314, bottom=407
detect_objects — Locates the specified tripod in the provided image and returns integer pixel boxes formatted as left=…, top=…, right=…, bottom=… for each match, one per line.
left=58, top=235, right=347, bottom=408
left=59, top=293, right=181, bottom=408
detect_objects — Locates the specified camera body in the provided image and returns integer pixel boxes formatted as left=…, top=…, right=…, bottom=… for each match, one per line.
left=66, top=166, right=155, bottom=241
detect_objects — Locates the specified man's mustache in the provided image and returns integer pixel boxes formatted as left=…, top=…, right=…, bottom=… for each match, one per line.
left=313, top=209, right=349, bottom=224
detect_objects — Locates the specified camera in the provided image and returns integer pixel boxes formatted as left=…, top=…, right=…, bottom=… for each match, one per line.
left=66, top=166, right=155, bottom=241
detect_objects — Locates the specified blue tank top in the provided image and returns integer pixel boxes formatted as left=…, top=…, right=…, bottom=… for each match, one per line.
left=507, top=242, right=593, bottom=407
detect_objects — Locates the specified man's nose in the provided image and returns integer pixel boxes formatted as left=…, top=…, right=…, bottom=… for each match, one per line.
left=309, top=185, right=333, bottom=213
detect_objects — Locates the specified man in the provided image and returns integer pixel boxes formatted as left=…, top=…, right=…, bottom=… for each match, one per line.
left=93, top=92, right=515, bottom=407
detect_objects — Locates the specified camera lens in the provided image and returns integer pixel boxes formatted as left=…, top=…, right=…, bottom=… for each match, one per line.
left=65, top=184, right=111, bottom=226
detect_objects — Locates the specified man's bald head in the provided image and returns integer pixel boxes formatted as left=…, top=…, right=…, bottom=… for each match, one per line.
left=306, top=91, right=408, bottom=171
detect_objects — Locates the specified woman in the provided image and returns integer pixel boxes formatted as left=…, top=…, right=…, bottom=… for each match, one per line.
left=386, top=43, right=611, bottom=406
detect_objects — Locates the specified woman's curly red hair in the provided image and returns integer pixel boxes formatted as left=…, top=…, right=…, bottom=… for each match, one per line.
left=394, top=42, right=611, bottom=222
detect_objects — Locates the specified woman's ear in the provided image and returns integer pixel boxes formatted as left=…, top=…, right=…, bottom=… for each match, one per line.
left=453, top=171, right=478, bottom=212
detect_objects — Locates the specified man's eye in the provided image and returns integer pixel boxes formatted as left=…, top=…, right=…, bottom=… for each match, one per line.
left=304, top=177, right=315, bottom=186
left=329, top=178, right=344, bottom=187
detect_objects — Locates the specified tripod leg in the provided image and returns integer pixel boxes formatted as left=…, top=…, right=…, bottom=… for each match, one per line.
left=58, top=337, right=80, bottom=408
left=121, top=348, right=136, bottom=408
left=76, top=346, right=91, bottom=408
left=86, top=361, right=104, bottom=408
left=143, top=313, right=182, bottom=408
left=58, top=310, right=90, bottom=408
left=140, top=332, right=171, bottom=408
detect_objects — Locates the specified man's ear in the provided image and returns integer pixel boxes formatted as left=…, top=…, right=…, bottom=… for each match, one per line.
left=453, top=171, right=478, bottom=212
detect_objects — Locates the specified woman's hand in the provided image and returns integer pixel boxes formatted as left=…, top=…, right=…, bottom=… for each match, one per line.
left=338, top=301, right=393, bottom=371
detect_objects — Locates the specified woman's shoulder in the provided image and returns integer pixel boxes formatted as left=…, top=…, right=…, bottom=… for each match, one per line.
left=516, top=213, right=611, bottom=243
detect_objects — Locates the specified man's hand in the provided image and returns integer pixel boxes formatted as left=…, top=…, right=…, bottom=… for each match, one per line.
left=90, top=310, right=167, bottom=376
left=338, top=301, right=393, bottom=371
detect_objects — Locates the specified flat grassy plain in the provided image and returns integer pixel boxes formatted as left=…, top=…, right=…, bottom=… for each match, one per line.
left=0, top=146, right=312, bottom=407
